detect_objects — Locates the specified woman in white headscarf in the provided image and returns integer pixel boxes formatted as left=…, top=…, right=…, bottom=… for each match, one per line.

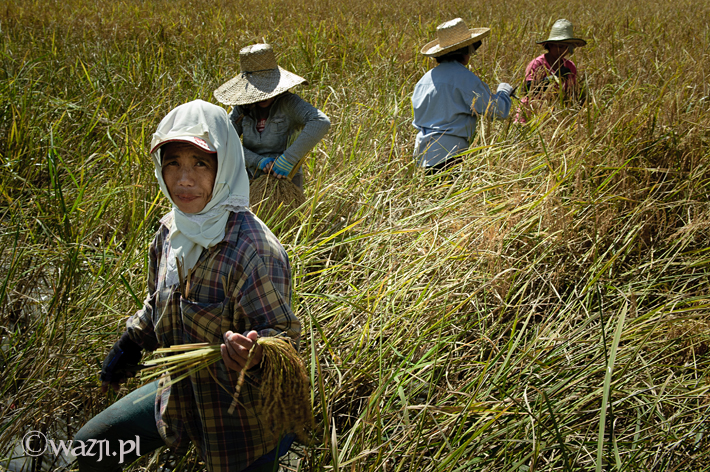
left=74, top=100, right=301, bottom=472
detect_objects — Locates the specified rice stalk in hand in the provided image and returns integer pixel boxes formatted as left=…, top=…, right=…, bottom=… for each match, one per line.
left=259, top=337, right=314, bottom=445
left=140, top=338, right=314, bottom=443
left=140, top=344, right=220, bottom=379
left=135, top=344, right=222, bottom=394
left=127, top=343, right=221, bottom=404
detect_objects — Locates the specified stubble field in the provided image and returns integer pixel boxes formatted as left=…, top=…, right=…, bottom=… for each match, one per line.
left=1, top=0, right=710, bottom=470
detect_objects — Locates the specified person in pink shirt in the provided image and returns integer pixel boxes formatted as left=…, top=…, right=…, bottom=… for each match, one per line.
left=516, top=19, right=587, bottom=122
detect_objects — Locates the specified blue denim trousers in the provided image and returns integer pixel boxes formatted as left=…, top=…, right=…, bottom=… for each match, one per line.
left=73, top=381, right=164, bottom=472
left=74, top=381, right=294, bottom=472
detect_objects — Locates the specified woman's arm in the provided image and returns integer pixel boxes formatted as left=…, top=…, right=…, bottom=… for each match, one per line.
left=221, top=230, right=300, bottom=372
left=220, top=258, right=300, bottom=371
left=101, top=231, right=163, bottom=391
left=236, top=251, right=300, bottom=341
left=469, top=77, right=512, bottom=121
left=277, top=93, right=330, bottom=169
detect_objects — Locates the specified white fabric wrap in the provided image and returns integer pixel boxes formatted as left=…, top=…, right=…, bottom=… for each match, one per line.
left=150, top=99, right=250, bottom=287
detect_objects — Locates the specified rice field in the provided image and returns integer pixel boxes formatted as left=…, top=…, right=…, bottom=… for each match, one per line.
left=1, top=0, right=710, bottom=470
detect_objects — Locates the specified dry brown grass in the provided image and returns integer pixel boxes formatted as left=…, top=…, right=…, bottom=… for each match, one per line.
left=1, top=0, right=710, bottom=470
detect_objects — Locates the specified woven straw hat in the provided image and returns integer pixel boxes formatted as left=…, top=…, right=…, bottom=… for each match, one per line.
left=420, top=18, right=491, bottom=57
left=537, top=19, right=587, bottom=47
left=214, top=43, right=307, bottom=106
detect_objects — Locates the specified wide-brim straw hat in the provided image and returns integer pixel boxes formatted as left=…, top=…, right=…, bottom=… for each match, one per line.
left=214, top=43, right=307, bottom=106
left=420, top=18, right=491, bottom=57
left=537, top=19, right=587, bottom=47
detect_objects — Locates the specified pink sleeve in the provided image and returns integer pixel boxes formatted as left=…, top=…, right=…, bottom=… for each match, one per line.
left=564, top=59, right=577, bottom=78
left=525, top=56, right=548, bottom=81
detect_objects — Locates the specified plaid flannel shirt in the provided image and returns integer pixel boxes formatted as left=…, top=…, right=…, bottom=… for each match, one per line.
left=126, top=210, right=300, bottom=471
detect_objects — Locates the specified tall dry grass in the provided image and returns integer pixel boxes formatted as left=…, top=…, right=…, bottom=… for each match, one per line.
left=1, top=0, right=710, bottom=470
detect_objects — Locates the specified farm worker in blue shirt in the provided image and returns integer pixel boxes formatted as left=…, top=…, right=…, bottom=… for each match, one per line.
left=412, top=18, right=513, bottom=173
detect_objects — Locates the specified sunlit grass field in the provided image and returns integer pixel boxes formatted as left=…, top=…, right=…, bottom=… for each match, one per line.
left=1, top=0, right=710, bottom=470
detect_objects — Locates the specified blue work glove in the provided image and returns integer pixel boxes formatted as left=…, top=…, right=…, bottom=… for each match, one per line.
left=272, top=155, right=294, bottom=177
left=496, top=83, right=514, bottom=96
left=100, top=332, right=143, bottom=387
left=258, top=157, right=276, bottom=171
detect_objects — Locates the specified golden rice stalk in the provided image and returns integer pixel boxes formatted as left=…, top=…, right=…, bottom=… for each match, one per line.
left=248, top=337, right=314, bottom=445
left=249, top=174, right=305, bottom=230
left=140, top=338, right=314, bottom=444
left=137, top=343, right=222, bottom=390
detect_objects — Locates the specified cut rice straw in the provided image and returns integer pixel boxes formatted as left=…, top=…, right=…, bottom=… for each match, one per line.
left=131, top=344, right=223, bottom=404
left=139, top=344, right=222, bottom=381
left=133, top=337, right=314, bottom=444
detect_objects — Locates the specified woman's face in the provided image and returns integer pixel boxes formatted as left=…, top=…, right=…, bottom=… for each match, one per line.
left=161, top=142, right=218, bottom=214
left=256, top=97, right=276, bottom=108
left=546, top=43, right=570, bottom=63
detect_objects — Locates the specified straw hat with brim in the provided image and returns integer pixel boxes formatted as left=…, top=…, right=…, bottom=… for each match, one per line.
left=420, top=18, right=491, bottom=57
left=537, top=19, right=587, bottom=48
left=214, top=43, right=307, bottom=106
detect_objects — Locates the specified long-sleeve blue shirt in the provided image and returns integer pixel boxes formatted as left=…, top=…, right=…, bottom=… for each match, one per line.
left=412, top=61, right=511, bottom=141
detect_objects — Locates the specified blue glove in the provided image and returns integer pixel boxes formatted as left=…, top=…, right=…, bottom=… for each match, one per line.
left=258, top=157, right=275, bottom=171
left=272, top=155, right=294, bottom=177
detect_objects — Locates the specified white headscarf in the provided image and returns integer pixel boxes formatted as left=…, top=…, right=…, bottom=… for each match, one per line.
left=150, top=99, right=250, bottom=287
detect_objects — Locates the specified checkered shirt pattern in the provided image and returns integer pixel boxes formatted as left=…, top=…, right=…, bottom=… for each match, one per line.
left=126, top=210, right=300, bottom=471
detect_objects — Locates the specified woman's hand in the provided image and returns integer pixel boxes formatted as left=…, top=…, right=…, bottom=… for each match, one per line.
left=100, top=332, right=143, bottom=393
left=264, top=162, right=287, bottom=179
left=221, top=330, right=263, bottom=371
left=271, top=155, right=293, bottom=179
left=258, top=157, right=285, bottom=179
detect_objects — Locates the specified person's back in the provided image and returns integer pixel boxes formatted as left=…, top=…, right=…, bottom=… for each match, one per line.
left=412, top=18, right=512, bottom=173
left=414, top=61, right=489, bottom=136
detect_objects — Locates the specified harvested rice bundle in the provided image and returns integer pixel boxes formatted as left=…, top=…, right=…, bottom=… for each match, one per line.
left=249, top=173, right=305, bottom=230
left=140, top=337, right=314, bottom=444
left=233, top=336, right=314, bottom=444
